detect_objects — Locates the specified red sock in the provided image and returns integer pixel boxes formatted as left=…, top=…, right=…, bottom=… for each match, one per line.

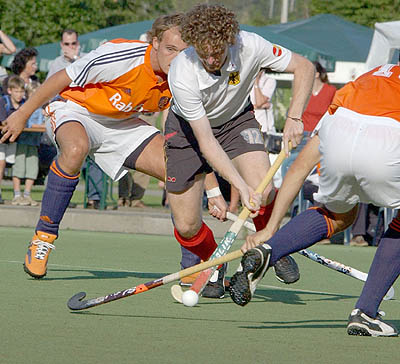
left=174, top=223, right=217, bottom=261
left=252, top=189, right=278, bottom=231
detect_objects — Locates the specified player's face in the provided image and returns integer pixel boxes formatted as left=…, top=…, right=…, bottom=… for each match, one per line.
left=197, top=44, right=228, bottom=73
left=153, top=26, right=187, bottom=75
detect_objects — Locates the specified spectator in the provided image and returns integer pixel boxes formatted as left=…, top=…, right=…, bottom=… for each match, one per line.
left=46, top=29, right=85, bottom=79
left=281, top=61, right=336, bottom=177
left=10, top=47, right=38, bottom=87
left=118, top=170, right=149, bottom=208
left=82, top=157, right=104, bottom=209
left=250, top=70, right=277, bottom=135
left=0, top=75, right=25, bottom=204
left=350, top=203, right=384, bottom=247
left=11, top=80, right=45, bottom=206
left=0, top=30, right=17, bottom=83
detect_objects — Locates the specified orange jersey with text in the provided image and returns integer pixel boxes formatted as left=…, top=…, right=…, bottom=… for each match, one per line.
left=329, top=64, right=400, bottom=122
left=60, top=39, right=171, bottom=119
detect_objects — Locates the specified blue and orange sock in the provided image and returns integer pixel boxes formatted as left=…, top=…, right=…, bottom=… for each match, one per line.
left=262, top=207, right=333, bottom=265
left=174, top=222, right=217, bottom=262
left=36, top=160, right=80, bottom=237
left=355, top=217, right=400, bottom=318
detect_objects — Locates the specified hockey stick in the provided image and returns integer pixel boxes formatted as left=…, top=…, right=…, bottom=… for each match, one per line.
left=224, top=212, right=395, bottom=301
left=67, top=249, right=244, bottom=310
left=170, top=147, right=288, bottom=303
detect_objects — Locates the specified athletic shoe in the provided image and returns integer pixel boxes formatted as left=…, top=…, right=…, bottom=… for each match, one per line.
left=347, top=309, right=398, bottom=337
left=202, top=263, right=227, bottom=299
left=23, top=231, right=56, bottom=279
left=273, top=255, right=300, bottom=284
left=12, top=195, right=30, bottom=206
left=229, top=244, right=271, bottom=306
left=23, top=195, right=39, bottom=206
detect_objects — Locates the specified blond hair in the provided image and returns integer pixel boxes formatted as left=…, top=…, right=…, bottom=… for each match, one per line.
left=147, top=13, right=185, bottom=44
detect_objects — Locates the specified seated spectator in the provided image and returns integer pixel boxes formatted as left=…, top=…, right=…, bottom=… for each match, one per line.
left=0, top=75, right=26, bottom=204
left=10, top=47, right=38, bottom=88
left=11, top=80, right=45, bottom=206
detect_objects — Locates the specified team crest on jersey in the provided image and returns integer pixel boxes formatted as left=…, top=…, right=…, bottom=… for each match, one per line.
left=158, top=96, right=170, bottom=109
left=228, top=72, right=240, bottom=85
left=122, top=88, right=131, bottom=96
left=272, top=45, right=282, bottom=57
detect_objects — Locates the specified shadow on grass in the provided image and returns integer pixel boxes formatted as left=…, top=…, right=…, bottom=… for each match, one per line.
left=70, top=311, right=352, bottom=330
left=35, top=268, right=167, bottom=281
left=251, top=287, right=357, bottom=305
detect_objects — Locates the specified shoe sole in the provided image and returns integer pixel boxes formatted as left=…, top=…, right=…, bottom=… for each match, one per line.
left=229, top=248, right=269, bottom=306
left=347, top=323, right=398, bottom=337
left=23, top=263, right=47, bottom=279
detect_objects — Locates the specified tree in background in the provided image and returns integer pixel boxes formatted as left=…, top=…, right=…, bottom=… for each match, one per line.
left=0, top=0, right=173, bottom=46
left=310, top=0, right=400, bottom=27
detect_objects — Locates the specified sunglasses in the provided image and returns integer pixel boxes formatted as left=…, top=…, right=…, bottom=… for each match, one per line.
left=63, top=42, right=77, bottom=46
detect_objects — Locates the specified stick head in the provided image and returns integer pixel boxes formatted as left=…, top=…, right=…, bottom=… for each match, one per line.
left=67, top=292, right=87, bottom=310
left=383, top=287, right=395, bottom=301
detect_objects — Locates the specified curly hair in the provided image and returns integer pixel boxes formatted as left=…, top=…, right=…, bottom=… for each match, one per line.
left=11, top=47, right=38, bottom=75
left=147, top=13, right=185, bottom=44
left=181, top=4, right=239, bottom=56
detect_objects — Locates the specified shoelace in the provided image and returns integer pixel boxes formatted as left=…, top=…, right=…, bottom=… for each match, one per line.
left=32, top=240, right=55, bottom=260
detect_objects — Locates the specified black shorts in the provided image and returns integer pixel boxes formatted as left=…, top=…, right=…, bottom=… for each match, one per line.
left=165, top=106, right=266, bottom=192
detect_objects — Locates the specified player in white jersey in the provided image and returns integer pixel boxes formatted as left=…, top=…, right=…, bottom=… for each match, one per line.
left=164, top=4, right=315, bottom=297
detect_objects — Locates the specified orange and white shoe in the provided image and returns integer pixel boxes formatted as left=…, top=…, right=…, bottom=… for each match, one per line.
left=23, top=231, right=57, bottom=278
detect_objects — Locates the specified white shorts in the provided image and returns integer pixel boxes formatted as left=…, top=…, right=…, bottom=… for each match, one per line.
left=46, top=100, right=159, bottom=181
left=313, top=108, right=400, bottom=213
left=0, top=142, right=17, bottom=164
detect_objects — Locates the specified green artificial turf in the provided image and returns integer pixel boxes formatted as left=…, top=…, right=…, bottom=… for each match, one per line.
left=1, top=227, right=399, bottom=364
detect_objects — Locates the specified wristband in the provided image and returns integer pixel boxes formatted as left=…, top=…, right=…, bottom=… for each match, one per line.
left=206, top=187, right=222, bottom=198
left=287, top=115, right=303, bottom=123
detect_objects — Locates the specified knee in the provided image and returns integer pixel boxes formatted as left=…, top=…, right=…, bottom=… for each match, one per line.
left=59, top=143, right=89, bottom=173
left=174, top=219, right=202, bottom=239
left=330, top=205, right=358, bottom=233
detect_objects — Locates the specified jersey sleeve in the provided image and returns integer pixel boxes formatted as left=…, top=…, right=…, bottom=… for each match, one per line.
left=242, top=31, right=292, bottom=73
left=168, top=51, right=206, bottom=121
left=65, top=41, right=148, bottom=88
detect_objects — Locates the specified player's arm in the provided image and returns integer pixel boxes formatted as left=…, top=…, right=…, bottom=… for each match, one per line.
left=281, top=52, right=315, bottom=155
left=0, top=70, right=72, bottom=143
left=204, top=171, right=228, bottom=221
left=242, top=135, right=321, bottom=251
left=190, top=115, right=260, bottom=213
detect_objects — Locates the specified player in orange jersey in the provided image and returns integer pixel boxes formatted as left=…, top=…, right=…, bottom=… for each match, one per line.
left=230, top=64, right=400, bottom=337
left=0, top=13, right=226, bottom=279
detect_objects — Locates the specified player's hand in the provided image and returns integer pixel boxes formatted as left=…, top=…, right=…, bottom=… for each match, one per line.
left=208, top=195, right=228, bottom=221
left=0, top=110, right=27, bottom=143
left=238, top=185, right=261, bottom=215
left=283, top=117, right=303, bottom=156
left=241, top=227, right=274, bottom=253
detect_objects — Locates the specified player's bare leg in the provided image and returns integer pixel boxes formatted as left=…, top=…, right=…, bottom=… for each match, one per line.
left=24, top=122, right=89, bottom=278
